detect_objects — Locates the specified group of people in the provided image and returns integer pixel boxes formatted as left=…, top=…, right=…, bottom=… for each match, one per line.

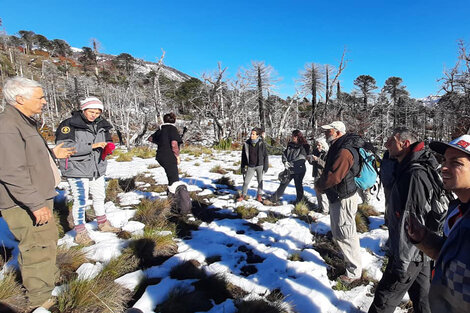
left=0, top=76, right=469, bottom=313
left=0, top=77, right=183, bottom=311
left=238, top=120, right=470, bottom=313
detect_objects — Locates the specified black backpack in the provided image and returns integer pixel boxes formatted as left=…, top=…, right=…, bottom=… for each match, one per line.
left=168, top=183, right=192, bottom=215
left=411, top=163, right=453, bottom=234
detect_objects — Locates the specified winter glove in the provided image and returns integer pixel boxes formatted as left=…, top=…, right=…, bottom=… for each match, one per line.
left=101, top=142, right=116, bottom=160
left=284, top=162, right=293, bottom=169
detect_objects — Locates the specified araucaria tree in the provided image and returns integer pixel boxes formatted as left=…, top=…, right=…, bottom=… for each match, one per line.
left=353, top=75, right=377, bottom=108
left=299, top=63, right=324, bottom=131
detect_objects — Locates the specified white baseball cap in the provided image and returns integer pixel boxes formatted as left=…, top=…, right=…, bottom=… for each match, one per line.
left=430, top=134, right=470, bottom=156
left=321, top=121, right=346, bottom=133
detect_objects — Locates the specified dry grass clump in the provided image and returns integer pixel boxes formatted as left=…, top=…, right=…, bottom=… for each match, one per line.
left=97, top=248, right=139, bottom=281
left=115, top=151, right=134, bottom=162
left=170, top=260, right=204, bottom=280
left=55, top=275, right=130, bottom=313
left=358, top=203, right=380, bottom=217
left=214, top=176, right=235, bottom=189
left=135, top=173, right=157, bottom=185
left=0, top=270, right=27, bottom=312
left=148, top=163, right=160, bottom=169
left=235, top=297, right=291, bottom=313
left=355, top=210, right=370, bottom=233
left=312, top=233, right=345, bottom=280
left=209, top=165, right=227, bottom=174
left=54, top=210, right=65, bottom=238
left=258, top=212, right=285, bottom=224
left=56, top=246, right=89, bottom=282
left=130, top=227, right=177, bottom=257
left=235, top=205, right=259, bottom=219
left=133, top=198, right=172, bottom=229
left=130, top=146, right=154, bottom=159
left=146, top=184, right=168, bottom=193
left=288, top=252, right=304, bottom=262
left=105, top=179, right=123, bottom=202
left=155, top=287, right=213, bottom=313
left=293, top=200, right=310, bottom=217
left=180, top=145, right=213, bottom=157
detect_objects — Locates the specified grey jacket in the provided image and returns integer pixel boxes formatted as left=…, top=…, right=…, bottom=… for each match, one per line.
left=55, top=111, right=113, bottom=178
left=0, top=105, right=57, bottom=211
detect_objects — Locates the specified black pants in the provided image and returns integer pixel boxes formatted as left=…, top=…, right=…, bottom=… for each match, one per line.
left=157, top=158, right=179, bottom=185
left=368, top=258, right=431, bottom=313
left=272, top=170, right=306, bottom=203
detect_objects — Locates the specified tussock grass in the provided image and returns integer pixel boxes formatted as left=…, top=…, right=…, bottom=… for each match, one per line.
left=148, top=163, right=160, bottom=169
left=115, top=151, right=133, bottom=162
left=180, top=145, right=213, bottom=157
left=231, top=167, right=242, bottom=175
left=312, top=233, right=345, bottom=280
left=333, top=271, right=370, bottom=291
left=258, top=212, right=285, bottom=224
left=355, top=211, right=370, bottom=233
left=105, top=179, right=123, bottom=202
left=130, top=227, right=177, bottom=258
left=213, top=138, right=233, bottom=150
left=0, top=270, right=26, bottom=312
left=54, top=210, right=65, bottom=238
left=358, top=203, right=380, bottom=217
left=293, top=200, right=310, bottom=217
left=56, top=276, right=130, bottom=313
left=192, top=274, right=248, bottom=304
left=288, top=252, right=304, bottom=262
left=97, top=248, right=139, bottom=281
left=56, top=246, right=89, bottom=282
left=194, top=162, right=200, bottom=166
left=214, top=176, right=235, bottom=189
left=133, top=198, right=172, bottom=229
left=203, top=157, right=211, bottom=163
left=210, top=165, right=227, bottom=174
left=170, top=260, right=204, bottom=280
left=233, top=161, right=241, bottom=166
left=235, top=205, right=259, bottom=219
left=146, top=184, right=168, bottom=193
left=130, top=146, right=154, bottom=159
left=205, top=255, right=222, bottom=264
left=155, top=287, right=213, bottom=313
left=235, top=297, right=291, bottom=313
left=134, top=173, right=156, bottom=185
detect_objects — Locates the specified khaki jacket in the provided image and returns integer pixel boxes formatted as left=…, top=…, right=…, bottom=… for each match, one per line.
left=0, top=105, right=57, bottom=211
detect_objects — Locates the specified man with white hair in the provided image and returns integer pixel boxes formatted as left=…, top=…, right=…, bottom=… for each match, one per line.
left=315, top=121, right=363, bottom=283
left=0, top=77, right=75, bottom=310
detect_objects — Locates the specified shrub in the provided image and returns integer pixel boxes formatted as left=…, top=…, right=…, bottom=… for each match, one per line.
left=213, top=138, right=232, bottom=150
left=210, top=165, right=227, bottom=174
left=0, top=270, right=26, bottom=312
left=235, top=205, right=259, bottom=219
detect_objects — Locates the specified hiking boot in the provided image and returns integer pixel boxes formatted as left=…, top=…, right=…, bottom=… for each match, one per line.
left=98, top=220, right=120, bottom=233
left=236, top=195, right=245, bottom=202
left=256, top=195, right=263, bottom=202
left=75, top=231, right=95, bottom=246
left=263, top=198, right=280, bottom=206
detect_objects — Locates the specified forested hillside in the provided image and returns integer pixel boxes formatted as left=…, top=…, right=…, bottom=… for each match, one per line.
left=0, top=27, right=469, bottom=147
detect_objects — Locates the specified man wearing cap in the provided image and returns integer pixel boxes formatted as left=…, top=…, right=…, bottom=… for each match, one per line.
left=0, top=77, right=75, bottom=310
left=369, top=127, right=434, bottom=313
left=315, top=121, right=364, bottom=283
left=55, top=96, right=119, bottom=246
left=407, top=134, right=470, bottom=313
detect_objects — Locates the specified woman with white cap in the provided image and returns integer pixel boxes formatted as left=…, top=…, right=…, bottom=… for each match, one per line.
left=55, top=96, right=119, bottom=245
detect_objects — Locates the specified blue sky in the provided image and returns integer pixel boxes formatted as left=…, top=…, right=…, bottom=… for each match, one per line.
left=1, top=0, right=469, bottom=99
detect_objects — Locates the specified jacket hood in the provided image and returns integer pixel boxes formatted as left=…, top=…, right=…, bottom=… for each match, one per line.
left=399, top=141, right=439, bottom=172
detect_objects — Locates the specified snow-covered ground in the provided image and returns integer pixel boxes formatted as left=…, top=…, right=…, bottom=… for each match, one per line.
left=0, top=149, right=405, bottom=313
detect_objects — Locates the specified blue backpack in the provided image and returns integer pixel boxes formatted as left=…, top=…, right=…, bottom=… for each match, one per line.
left=354, top=147, right=378, bottom=190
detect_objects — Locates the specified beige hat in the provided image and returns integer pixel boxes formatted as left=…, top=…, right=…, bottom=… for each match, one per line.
left=321, top=121, right=346, bottom=133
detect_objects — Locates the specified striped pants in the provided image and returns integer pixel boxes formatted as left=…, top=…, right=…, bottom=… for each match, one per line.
left=67, top=176, right=106, bottom=226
